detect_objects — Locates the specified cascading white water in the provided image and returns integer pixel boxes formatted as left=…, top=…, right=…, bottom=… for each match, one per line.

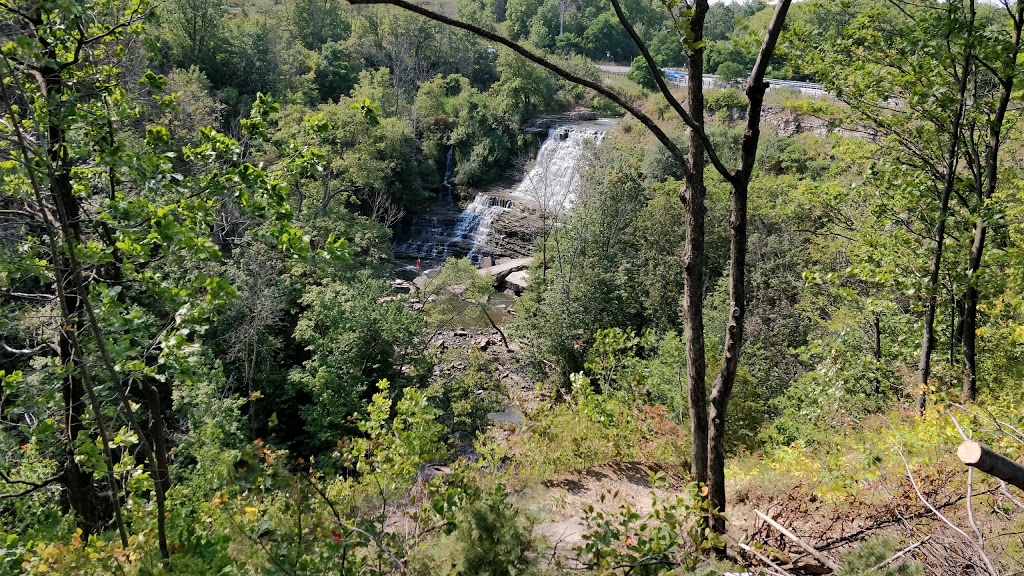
left=452, top=194, right=515, bottom=261
left=395, top=119, right=613, bottom=266
left=393, top=194, right=517, bottom=263
left=512, top=120, right=614, bottom=213
left=441, top=147, right=455, bottom=201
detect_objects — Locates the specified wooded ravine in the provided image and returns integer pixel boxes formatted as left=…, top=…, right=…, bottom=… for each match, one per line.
left=2, top=0, right=1024, bottom=572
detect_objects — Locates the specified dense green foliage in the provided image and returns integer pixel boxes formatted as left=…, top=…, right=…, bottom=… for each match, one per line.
left=3, top=0, right=1024, bottom=571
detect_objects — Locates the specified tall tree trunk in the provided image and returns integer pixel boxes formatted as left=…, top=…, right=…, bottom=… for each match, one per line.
left=915, top=187, right=953, bottom=411
left=916, top=14, right=972, bottom=412
left=682, top=1, right=709, bottom=486
left=952, top=297, right=965, bottom=355
left=950, top=296, right=960, bottom=366
left=142, top=381, right=171, bottom=559
left=706, top=0, right=790, bottom=537
left=0, top=37, right=127, bottom=539
left=42, top=62, right=110, bottom=535
left=960, top=7, right=1021, bottom=402
left=874, top=314, right=882, bottom=362
left=961, top=256, right=980, bottom=402
left=707, top=179, right=748, bottom=536
left=58, top=318, right=109, bottom=535
left=41, top=57, right=167, bottom=553
left=873, top=313, right=882, bottom=395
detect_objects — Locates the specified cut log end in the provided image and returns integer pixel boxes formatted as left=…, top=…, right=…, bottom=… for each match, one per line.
left=958, top=440, right=983, bottom=465
left=956, top=440, right=1024, bottom=491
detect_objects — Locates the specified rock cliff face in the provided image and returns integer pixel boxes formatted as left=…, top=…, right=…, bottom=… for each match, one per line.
left=715, top=105, right=874, bottom=141
left=393, top=190, right=543, bottom=264
left=487, top=200, right=543, bottom=260
left=760, top=107, right=833, bottom=137
left=758, top=106, right=875, bottom=140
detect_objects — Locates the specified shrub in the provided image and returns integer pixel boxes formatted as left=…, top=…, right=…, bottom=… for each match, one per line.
left=427, top=350, right=506, bottom=446
left=577, top=477, right=723, bottom=574
left=291, top=276, right=428, bottom=450
left=837, top=537, right=922, bottom=576
left=584, top=327, right=645, bottom=394
left=705, top=87, right=748, bottom=113
left=509, top=373, right=644, bottom=481
left=452, top=487, right=538, bottom=576
left=413, top=485, right=538, bottom=576
left=647, top=332, right=688, bottom=424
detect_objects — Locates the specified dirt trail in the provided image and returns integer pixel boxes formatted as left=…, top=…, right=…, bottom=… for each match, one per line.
left=429, top=323, right=692, bottom=556
left=518, top=462, right=690, bottom=556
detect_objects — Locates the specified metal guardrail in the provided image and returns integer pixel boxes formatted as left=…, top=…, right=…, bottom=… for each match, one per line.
left=662, top=68, right=826, bottom=94
left=597, top=65, right=828, bottom=96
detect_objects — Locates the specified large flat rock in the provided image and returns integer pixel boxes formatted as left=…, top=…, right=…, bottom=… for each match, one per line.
left=479, top=257, right=533, bottom=281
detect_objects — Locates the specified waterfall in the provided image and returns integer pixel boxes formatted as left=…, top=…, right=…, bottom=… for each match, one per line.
left=451, top=194, right=513, bottom=262
left=394, top=194, right=514, bottom=264
left=441, top=147, right=455, bottom=201
left=395, top=119, right=613, bottom=267
left=512, top=120, right=613, bottom=213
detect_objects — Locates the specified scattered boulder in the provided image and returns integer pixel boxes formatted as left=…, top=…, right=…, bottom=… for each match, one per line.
left=391, top=279, right=416, bottom=294
left=505, top=270, right=530, bottom=294
left=487, top=406, right=524, bottom=427
left=417, top=464, right=452, bottom=483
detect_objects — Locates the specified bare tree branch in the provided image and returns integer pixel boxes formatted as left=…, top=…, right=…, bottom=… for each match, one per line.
left=0, top=470, right=62, bottom=500
left=2, top=343, right=49, bottom=355
left=738, top=541, right=796, bottom=576
left=865, top=537, right=931, bottom=574
left=738, top=0, right=793, bottom=180
left=755, top=509, right=840, bottom=571
left=607, top=0, right=732, bottom=182
left=4, top=292, right=56, bottom=301
left=897, top=445, right=999, bottom=576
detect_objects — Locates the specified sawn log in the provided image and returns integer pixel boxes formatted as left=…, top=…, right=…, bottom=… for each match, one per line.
left=957, top=440, right=1024, bottom=491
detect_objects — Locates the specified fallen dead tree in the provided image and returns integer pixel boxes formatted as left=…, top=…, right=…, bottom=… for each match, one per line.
left=742, top=509, right=929, bottom=575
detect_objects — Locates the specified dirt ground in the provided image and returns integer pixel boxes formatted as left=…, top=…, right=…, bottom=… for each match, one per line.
left=525, top=461, right=690, bottom=553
